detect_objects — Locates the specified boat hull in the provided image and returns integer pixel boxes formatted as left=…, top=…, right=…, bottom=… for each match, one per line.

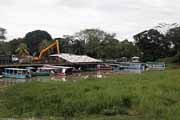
left=3, top=73, right=27, bottom=79
left=32, top=72, right=50, bottom=76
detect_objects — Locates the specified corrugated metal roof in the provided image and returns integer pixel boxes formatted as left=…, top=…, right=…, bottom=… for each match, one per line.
left=50, top=53, right=102, bottom=63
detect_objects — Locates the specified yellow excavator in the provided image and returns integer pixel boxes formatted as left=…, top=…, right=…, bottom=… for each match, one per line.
left=33, top=40, right=60, bottom=61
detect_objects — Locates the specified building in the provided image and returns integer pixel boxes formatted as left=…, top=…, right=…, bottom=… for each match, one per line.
left=0, top=27, right=6, bottom=41
left=50, top=53, right=102, bottom=71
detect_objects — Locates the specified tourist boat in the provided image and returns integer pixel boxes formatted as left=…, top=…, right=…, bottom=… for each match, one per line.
left=111, top=62, right=146, bottom=73
left=2, top=68, right=32, bottom=79
left=32, top=67, right=56, bottom=76
left=44, top=65, right=73, bottom=77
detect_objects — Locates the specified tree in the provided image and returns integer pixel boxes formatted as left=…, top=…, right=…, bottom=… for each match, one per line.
left=75, top=29, right=117, bottom=58
left=134, top=29, right=170, bottom=61
left=72, top=40, right=85, bottom=55
left=0, top=42, right=11, bottom=55
left=16, top=43, right=29, bottom=57
left=118, top=40, right=140, bottom=58
left=100, top=36, right=120, bottom=59
left=37, top=39, right=52, bottom=59
left=9, top=38, right=25, bottom=54
left=57, top=36, right=74, bottom=54
left=24, top=30, right=52, bottom=56
left=39, top=39, right=51, bottom=51
left=166, top=27, right=180, bottom=61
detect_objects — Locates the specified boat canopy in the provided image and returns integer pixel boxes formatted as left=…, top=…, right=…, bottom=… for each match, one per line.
left=37, top=67, right=57, bottom=70
left=43, top=65, right=73, bottom=69
left=4, top=68, right=28, bottom=71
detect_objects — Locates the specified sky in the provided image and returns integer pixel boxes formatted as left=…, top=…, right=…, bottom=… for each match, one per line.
left=0, top=0, right=180, bottom=41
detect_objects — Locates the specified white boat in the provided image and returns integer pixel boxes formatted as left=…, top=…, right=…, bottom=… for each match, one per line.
left=43, top=65, right=73, bottom=76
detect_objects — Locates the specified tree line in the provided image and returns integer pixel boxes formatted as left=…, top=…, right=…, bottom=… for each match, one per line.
left=1, top=24, right=180, bottom=63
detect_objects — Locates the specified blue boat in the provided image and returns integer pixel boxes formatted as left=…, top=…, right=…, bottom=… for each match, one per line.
left=2, top=68, right=32, bottom=79
left=111, top=62, right=146, bottom=73
left=146, top=62, right=165, bottom=70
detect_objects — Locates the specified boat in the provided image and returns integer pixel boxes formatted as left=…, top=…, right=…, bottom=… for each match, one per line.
left=111, top=62, right=145, bottom=73
left=32, top=67, right=56, bottom=76
left=97, top=64, right=112, bottom=71
left=2, top=68, right=32, bottom=79
left=43, top=65, right=73, bottom=77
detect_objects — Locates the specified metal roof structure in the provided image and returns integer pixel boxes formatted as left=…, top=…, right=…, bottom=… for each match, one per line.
left=50, top=53, right=102, bottom=63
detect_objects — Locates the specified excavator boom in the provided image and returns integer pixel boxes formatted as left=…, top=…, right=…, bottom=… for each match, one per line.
left=33, top=40, right=60, bottom=61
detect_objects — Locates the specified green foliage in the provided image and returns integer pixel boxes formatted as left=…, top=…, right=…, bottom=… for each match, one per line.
left=3, top=25, right=180, bottom=63
left=61, top=29, right=140, bottom=59
left=118, top=40, right=140, bottom=58
left=38, top=39, right=52, bottom=59
left=39, top=39, right=51, bottom=50
left=24, top=30, right=52, bottom=55
left=0, top=42, right=11, bottom=55
left=166, top=27, right=180, bottom=62
left=9, top=38, right=25, bottom=54
left=57, top=36, right=74, bottom=54
left=16, top=43, right=29, bottom=57
left=1, top=70, right=180, bottom=119
left=158, top=56, right=178, bottom=63
left=134, top=29, right=171, bottom=62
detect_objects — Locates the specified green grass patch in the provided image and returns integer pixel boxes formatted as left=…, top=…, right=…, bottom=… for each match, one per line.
left=1, top=70, right=180, bottom=119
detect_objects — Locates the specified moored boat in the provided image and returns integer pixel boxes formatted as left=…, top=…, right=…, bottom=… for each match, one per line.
left=44, top=65, right=73, bottom=77
left=2, top=68, right=32, bottom=79
left=32, top=67, right=56, bottom=76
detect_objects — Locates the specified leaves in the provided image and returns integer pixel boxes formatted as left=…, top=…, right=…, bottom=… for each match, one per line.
left=16, top=43, right=29, bottom=57
left=24, top=30, right=52, bottom=55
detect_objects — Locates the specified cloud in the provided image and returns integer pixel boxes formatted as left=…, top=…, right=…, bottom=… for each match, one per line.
left=0, top=0, right=180, bottom=41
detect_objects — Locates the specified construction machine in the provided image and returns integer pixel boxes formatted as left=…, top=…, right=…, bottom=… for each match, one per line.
left=33, top=40, right=60, bottom=61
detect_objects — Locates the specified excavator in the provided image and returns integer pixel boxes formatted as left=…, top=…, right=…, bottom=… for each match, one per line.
left=33, top=40, right=60, bottom=61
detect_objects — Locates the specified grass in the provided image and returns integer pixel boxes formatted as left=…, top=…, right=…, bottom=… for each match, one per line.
left=1, top=69, right=180, bottom=119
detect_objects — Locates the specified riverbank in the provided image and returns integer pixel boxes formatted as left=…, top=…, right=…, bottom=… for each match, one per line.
left=1, top=69, right=180, bottom=119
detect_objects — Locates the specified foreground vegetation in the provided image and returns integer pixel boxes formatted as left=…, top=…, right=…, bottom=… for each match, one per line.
left=1, top=70, right=180, bottom=119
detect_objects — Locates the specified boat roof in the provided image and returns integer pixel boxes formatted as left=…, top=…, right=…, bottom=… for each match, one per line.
left=4, top=68, right=28, bottom=71
left=38, top=67, right=57, bottom=70
left=44, top=65, right=73, bottom=69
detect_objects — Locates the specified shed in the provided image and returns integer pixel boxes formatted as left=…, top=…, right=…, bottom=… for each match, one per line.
left=50, top=53, right=102, bottom=71
left=50, top=53, right=102, bottom=64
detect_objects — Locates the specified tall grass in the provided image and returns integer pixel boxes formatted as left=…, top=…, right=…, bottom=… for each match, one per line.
left=1, top=70, right=180, bottom=119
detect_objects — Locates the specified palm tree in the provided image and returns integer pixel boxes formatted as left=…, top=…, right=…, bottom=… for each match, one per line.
left=16, top=43, right=29, bottom=57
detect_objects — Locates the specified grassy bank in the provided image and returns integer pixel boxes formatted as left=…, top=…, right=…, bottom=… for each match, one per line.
left=1, top=70, right=180, bottom=119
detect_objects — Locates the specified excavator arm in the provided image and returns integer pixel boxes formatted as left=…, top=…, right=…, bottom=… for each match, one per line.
left=33, top=40, right=60, bottom=61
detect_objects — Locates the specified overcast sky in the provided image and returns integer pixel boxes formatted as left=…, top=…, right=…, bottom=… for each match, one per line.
left=0, top=0, right=180, bottom=41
